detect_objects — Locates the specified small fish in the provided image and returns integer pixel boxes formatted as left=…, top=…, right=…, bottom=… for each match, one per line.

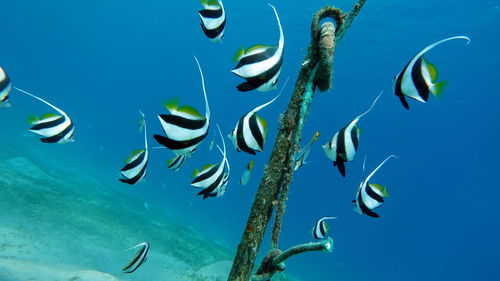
left=120, top=111, right=149, bottom=185
left=312, top=217, right=336, bottom=240
left=191, top=125, right=230, bottom=199
left=0, top=66, right=12, bottom=107
left=209, top=139, right=215, bottom=152
left=353, top=155, right=397, bottom=218
left=199, top=0, right=226, bottom=42
left=229, top=78, right=288, bottom=155
left=394, top=36, right=470, bottom=109
left=322, top=91, right=382, bottom=177
left=231, top=4, right=284, bottom=92
left=239, top=160, right=254, bottom=185
left=144, top=202, right=149, bottom=211
left=294, top=131, right=320, bottom=171
left=166, top=154, right=186, bottom=171
left=122, top=242, right=149, bottom=274
left=16, top=87, right=74, bottom=143
left=154, top=56, right=210, bottom=157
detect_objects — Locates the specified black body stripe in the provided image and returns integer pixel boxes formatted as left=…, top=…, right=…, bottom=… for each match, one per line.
left=30, top=116, right=65, bottom=131
left=394, top=61, right=411, bottom=109
left=235, top=118, right=256, bottom=155
left=334, top=159, right=346, bottom=178
left=191, top=164, right=220, bottom=185
left=365, top=184, right=384, bottom=203
left=336, top=127, right=347, bottom=159
left=40, top=121, right=73, bottom=143
left=198, top=172, right=224, bottom=199
left=350, top=126, right=359, bottom=150
left=199, top=8, right=223, bottom=19
left=358, top=192, right=380, bottom=218
left=411, top=58, right=430, bottom=102
left=121, top=151, right=146, bottom=172
left=168, top=155, right=184, bottom=169
left=159, top=114, right=207, bottom=130
left=235, top=47, right=278, bottom=69
left=120, top=163, right=147, bottom=185
left=248, top=114, right=264, bottom=151
left=201, top=19, right=226, bottom=39
left=153, top=128, right=208, bottom=150
left=236, top=54, right=283, bottom=91
left=0, top=71, right=10, bottom=92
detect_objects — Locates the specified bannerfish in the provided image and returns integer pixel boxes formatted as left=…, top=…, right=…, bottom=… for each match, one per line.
left=312, top=216, right=336, bottom=240
left=15, top=87, right=74, bottom=143
left=191, top=125, right=230, bottom=199
left=322, top=91, right=383, bottom=177
left=229, top=78, right=288, bottom=155
left=120, top=111, right=149, bottom=185
left=121, top=242, right=149, bottom=274
left=239, top=160, right=254, bottom=185
left=166, top=154, right=186, bottom=171
left=0, top=66, right=12, bottom=107
left=394, top=35, right=470, bottom=109
left=294, top=131, right=320, bottom=171
left=231, top=3, right=284, bottom=92
left=154, top=56, right=210, bottom=157
left=353, top=155, right=397, bottom=218
left=199, top=0, right=226, bottom=42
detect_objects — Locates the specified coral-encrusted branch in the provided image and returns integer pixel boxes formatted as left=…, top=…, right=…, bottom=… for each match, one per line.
left=228, top=2, right=367, bottom=280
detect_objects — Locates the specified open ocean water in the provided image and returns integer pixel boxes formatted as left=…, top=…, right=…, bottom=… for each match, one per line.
left=0, top=0, right=499, bottom=280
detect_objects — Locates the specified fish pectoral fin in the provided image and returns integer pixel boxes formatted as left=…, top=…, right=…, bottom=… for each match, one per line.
left=422, top=56, right=439, bottom=81
left=430, top=80, right=447, bottom=97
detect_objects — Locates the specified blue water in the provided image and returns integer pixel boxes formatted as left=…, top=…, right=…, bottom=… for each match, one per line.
left=1, top=0, right=499, bottom=280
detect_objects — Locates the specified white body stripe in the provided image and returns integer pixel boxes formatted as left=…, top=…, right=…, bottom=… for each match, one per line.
left=322, top=132, right=338, bottom=161
left=231, top=4, right=284, bottom=79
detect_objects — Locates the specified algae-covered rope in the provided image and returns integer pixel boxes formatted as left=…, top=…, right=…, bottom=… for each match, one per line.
left=228, top=1, right=367, bottom=281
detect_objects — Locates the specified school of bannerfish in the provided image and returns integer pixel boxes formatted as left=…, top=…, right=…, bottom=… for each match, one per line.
left=0, top=0, right=471, bottom=275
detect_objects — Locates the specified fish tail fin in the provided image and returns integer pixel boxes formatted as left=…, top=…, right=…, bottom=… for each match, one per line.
left=430, top=80, right=447, bottom=97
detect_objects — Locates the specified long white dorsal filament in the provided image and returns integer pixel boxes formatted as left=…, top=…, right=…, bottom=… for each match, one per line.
left=251, top=76, right=289, bottom=114
left=193, top=56, right=210, bottom=120
left=363, top=154, right=398, bottom=186
left=14, top=87, right=66, bottom=116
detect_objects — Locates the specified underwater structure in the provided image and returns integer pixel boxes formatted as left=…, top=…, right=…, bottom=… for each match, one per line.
left=227, top=1, right=368, bottom=280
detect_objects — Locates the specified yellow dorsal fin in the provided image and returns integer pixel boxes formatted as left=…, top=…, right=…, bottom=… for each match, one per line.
left=370, top=183, right=389, bottom=197
left=125, top=149, right=144, bottom=163
left=40, top=113, right=61, bottom=120
left=163, top=98, right=179, bottom=113
left=313, top=131, right=320, bottom=141
left=246, top=44, right=271, bottom=54
left=177, top=105, right=204, bottom=119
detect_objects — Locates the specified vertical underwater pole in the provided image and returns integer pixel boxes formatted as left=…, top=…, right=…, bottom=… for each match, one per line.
left=227, top=1, right=367, bottom=281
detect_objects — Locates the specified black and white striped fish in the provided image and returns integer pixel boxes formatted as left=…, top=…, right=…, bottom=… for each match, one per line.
left=312, top=216, right=336, bottom=240
left=120, top=111, right=149, bottom=185
left=322, top=91, right=382, bottom=177
left=191, top=125, right=230, bottom=199
left=394, top=36, right=470, bottom=110
left=199, top=0, right=226, bottom=42
left=229, top=79, right=287, bottom=155
left=121, top=242, right=149, bottom=274
left=231, top=4, right=284, bottom=92
left=15, top=87, right=74, bottom=143
left=154, top=56, right=210, bottom=157
left=0, top=66, right=12, bottom=107
left=166, top=154, right=186, bottom=171
left=353, top=155, right=397, bottom=218
left=294, top=131, right=319, bottom=171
